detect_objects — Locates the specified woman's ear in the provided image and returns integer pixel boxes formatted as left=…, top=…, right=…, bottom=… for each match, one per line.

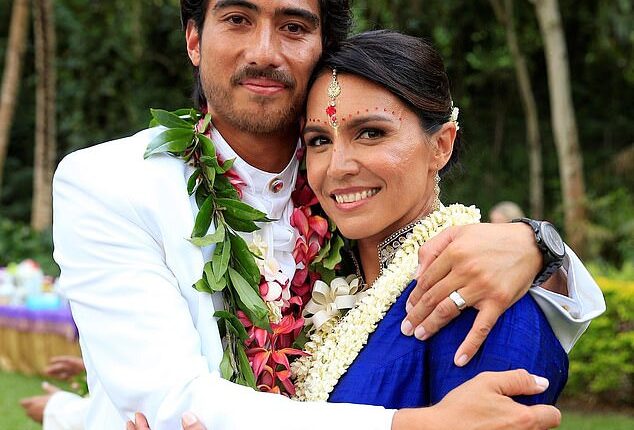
left=185, top=21, right=201, bottom=67
left=432, top=122, right=456, bottom=171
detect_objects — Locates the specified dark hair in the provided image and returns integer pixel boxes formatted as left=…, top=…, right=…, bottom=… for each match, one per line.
left=317, top=30, right=462, bottom=175
left=180, top=0, right=353, bottom=110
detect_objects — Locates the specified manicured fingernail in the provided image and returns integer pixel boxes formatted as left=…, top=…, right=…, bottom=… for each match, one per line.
left=42, top=382, right=50, bottom=389
left=182, top=411, right=197, bottom=425
left=455, top=354, right=469, bottom=367
left=405, top=301, right=413, bottom=312
left=401, top=319, right=414, bottom=336
left=414, top=325, right=426, bottom=340
left=533, top=376, right=549, bottom=390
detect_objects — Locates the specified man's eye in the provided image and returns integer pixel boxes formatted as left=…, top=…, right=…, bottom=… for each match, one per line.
left=227, top=15, right=247, bottom=25
left=359, top=129, right=384, bottom=139
left=284, top=23, right=305, bottom=34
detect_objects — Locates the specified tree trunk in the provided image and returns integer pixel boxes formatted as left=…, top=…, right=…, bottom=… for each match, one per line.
left=490, top=0, right=544, bottom=219
left=531, top=0, right=587, bottom=253
left=31, top=0, right=56, bottom=231
left=0, top=0, right=30, bottom=193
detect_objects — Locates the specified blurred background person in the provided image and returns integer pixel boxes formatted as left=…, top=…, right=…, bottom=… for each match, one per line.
left=489, top=201, right=525, bottom=223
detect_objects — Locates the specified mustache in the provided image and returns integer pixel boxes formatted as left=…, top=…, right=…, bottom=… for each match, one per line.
left=231, top=66, right=296, bottom=89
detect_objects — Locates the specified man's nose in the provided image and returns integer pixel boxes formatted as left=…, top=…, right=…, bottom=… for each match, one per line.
left=243, top=24, right=284, bottom=68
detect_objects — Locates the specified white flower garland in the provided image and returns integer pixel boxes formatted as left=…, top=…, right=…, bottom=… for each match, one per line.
left=291, top=203, right=481, bottom=401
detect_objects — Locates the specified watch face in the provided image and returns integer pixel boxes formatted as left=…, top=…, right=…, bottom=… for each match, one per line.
left=542, top=223, right=565, bottom=257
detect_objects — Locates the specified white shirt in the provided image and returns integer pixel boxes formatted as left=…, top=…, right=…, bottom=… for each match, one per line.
left=52, top=127, right=605, bottom=429
left=44, top=392, right=90, bottom=430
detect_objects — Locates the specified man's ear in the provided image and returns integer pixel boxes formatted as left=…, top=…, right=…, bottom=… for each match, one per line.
left=185, top=20, right=201, bottom=67
left=432, top=122, right=456, bottom=171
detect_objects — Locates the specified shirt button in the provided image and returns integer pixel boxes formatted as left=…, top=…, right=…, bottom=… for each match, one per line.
left=270, top=178, right=284, bottom=193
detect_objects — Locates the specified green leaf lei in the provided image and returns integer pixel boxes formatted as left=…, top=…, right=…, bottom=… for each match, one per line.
left=145, top=108, right=271, bottom=387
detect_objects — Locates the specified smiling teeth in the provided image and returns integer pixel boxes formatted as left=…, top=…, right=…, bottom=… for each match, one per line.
left=334, top=189, right=379, bottom=204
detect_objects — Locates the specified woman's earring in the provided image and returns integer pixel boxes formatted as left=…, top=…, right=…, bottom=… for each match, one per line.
left=433, top=173, right=441, bottom=211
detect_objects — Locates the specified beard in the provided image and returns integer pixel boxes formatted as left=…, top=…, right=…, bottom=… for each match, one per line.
left=201, top=66, right=304, bottom=135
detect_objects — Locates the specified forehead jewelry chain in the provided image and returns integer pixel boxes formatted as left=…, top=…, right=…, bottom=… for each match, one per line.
left=326, top=68, right=341, bottom=130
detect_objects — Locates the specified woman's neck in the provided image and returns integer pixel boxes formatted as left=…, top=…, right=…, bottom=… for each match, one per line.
left=356, top=196, right=437, bottom=286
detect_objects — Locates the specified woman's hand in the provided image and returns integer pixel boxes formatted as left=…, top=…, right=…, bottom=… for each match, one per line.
left=126, top=412, right=206, bottom=430
left=401, top=222, right=561, bottom=366
left=393, top=369, right=561, bottom=430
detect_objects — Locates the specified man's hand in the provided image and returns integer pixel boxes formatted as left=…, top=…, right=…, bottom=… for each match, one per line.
left=19, top=382, right=61, bottom=424
left=127, top=411, right=205, bottom=430
left=45, top=355, right=86, bottom=380
left=401, top=223, right=546, bottom=366
left=392, top=370, right=561, bottom=430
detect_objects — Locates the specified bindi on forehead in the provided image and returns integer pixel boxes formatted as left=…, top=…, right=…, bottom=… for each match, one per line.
left=307, top=107, right=404, bottom=125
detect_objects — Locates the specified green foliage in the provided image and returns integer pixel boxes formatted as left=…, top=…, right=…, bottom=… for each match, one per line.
left=586, top=187, right=634, bottom=268
left=564, top=277, right=634, bottom=407
left=0, top=217, right=58, bottom=276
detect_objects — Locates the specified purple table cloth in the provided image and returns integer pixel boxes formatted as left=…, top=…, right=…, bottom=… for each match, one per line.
left=0, top=304, right=78, bottom=341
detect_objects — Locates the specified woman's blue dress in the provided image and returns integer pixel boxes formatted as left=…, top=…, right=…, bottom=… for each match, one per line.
left=328, top=281, right=568, bottom=408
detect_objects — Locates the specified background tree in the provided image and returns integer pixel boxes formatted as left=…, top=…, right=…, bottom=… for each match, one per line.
left=531, top=0, right=588, bottom=253
left=0, top=0, right=631, bottom=266
left=0, top=0, right=29, bottom=192
left=490, top=0, right=544, bottom=219
left=31, top=0, right=56, bottom=231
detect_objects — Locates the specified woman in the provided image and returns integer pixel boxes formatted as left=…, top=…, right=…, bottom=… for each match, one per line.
left=293, top=30, right=567, bottom=407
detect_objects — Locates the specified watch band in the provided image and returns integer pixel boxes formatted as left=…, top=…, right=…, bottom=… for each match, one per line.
left=512, top=218, right=565, bottom=287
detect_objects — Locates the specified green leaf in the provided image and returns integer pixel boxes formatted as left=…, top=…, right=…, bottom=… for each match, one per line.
left=228, top=267, right=270, bottom=330
left=144, top=128, right=194, bottom=158
left=235, top=343, right=257, bottom=389
left=218, top=158, right=236, bottom=174
left=192, top=196, right=214, bottom=238
left=214, top=176, right=240, bottom=200
left=199, top=113, right=212, bottom=134
left=217, top=198, right=269, bottom=222
left=209, top=274, right=227, bottom=292
left=219, top=346, right=234, bottom=380
left=204, top=165, right=217, bottom=189
left=198, top=134, right=217, bottom=159
left=189, top=223, right=225, bottom=247
left=322, top=234, right=345, bottom=270
left=173, top=108, right=200, bottom=121
left=312, top=236, right=331, bottom=264
left=187, top=168, right=201, bottom=195
left=212, top=236, right=231, bottom=282
left=150, top=108, right=194, bottom=129
left=292, top=325, right=311, bottom=350
left=193, top=278, right=212, bottom=294
left=223, top=215, right=260, bottom=233
left=229, top=233, right=261, bottom=285
left=214, top=310, right=249, bottom=342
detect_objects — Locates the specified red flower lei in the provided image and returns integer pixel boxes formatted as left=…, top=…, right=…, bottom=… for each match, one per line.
left=228, top=148, right=332, bottom=396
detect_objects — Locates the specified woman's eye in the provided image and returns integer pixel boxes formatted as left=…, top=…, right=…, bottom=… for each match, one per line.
left=358, top=129, right=384, bottom=139
left=306, top=136, right=330, bottom=147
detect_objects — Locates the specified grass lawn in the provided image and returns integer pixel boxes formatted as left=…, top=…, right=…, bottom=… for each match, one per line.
left=1, top=371, right=633, bottom=429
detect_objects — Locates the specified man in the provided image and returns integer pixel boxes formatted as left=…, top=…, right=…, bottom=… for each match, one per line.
left=52, top=1, right=604, bottom=429
left=20, top=356, right=89, bottom=430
